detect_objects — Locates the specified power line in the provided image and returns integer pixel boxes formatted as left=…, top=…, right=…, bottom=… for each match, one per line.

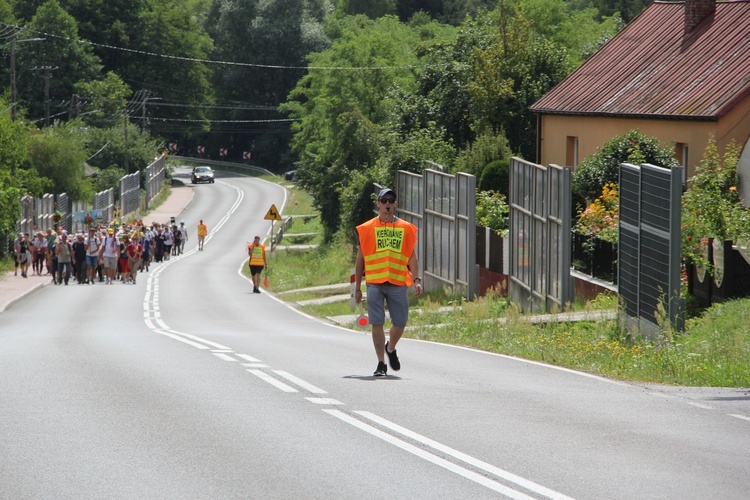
left=149, top=102, right=278, bottom=111
left=0, top=22, right=417, bottom=72
left=147, top=117, right=295, bottom=124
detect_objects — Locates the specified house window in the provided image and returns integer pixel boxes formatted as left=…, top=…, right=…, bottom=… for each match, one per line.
left=566, top=136, right=579, bottom=168
left=676, top=143, right=688, bottom=185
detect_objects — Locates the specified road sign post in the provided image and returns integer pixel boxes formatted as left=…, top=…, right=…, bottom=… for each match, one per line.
left=264, top=204, right=282, bottom=251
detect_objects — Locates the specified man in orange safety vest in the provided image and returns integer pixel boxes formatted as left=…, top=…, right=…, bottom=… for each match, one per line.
left=354, top=188, right=423, bottom=377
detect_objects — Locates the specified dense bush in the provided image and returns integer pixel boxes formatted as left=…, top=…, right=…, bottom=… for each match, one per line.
left=476, top=190, right=509, bottom=236
left=682, top=139, right=748, bottom=271
left=478, top=158, right=509, bottom=196
left=572, top=129, right=679, bottom=204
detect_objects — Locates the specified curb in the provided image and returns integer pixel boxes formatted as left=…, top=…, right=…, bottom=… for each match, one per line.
left=0, top=281, right=48, bottom=314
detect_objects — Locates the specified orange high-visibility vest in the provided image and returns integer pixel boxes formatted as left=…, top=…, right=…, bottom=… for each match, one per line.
left=356, top=217, right=417, bottom=286
left=248, top=243, right=265, bottom=266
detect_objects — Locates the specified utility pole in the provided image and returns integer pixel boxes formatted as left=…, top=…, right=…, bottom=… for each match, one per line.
left=141, top=90, right=151, bottom=132
left=41, top=66, right=58, bottom=127
left=69, top=94, right=79, bottom=120
left=124, top=111, right=130, bottom=174
left=9, top=37, right=45, bottom=122
left=10, top=39, right=17, bottom=122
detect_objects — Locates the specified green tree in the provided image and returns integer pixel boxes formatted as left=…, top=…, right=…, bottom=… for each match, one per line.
left=92, top=166, right=126, bottom=193
left=60, top=0, right=214, bottom=144
left=378, top=124, right=455, bottom=175
left=399, top=20, right=479, bottom=152
left=0, top=0, right=14, bottom=21
left=83, top=122, right=163, bottom=174
left=479, top=159, right=510, bottom=196
left=476, top=190, right=509, bottom=236
left=590, top=0, right=650, bottom=23
left=441, top=0, right=496, bottom=25
left=337, top=0, right=396, bottom=19
left=282, top=15, right=425, bottom=241
left=682, top=139, right=748, bottom=270
left=518, top=0, right=623, bottom=66
left=0, top=100, right=26, bottom=249
left=467, top=2, right=569, bottom=159
left=397, top=4, right=567, bottom=160
left=0, top=97, right=49, bottom=198
left=60, top=0, right=148, bottom=87
left=207, top=0, right=331, bottom=167
left=75, top=71, right=131, bottom=125
left=26, top=121, right=88, bottom=199
left=17, top=0, right=102, bottom=125
left=453, top=130, right=512, bottom=178
left=0, top=169, right=22, bottom=256
left=396, top=0, right=444, bottom=22
left=131, top=1, right=213, bottom=130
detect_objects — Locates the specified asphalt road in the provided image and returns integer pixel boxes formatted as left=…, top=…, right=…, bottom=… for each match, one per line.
left=2, top=169, right=749, bottom=499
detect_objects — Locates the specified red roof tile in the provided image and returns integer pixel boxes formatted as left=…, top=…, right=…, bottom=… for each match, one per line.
left=530, top=1, right=750, bottom=120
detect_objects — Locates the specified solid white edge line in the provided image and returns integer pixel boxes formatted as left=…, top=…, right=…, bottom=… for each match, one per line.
left=237, top=189, right=628, bottom=387
left=252, top=274, right=628, bottom=384
left=355, top=411, right=574, bottom=500
left=324, top=409, right=535, bottom=499
left=273, top=370, right=327, bottom=394
left=728, top=413, right=750, bottom=422
left=247, top=369, right=298, bottom=393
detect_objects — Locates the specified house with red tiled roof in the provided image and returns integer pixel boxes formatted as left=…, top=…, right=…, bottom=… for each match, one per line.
left=530, top=0, right=750, bottom=194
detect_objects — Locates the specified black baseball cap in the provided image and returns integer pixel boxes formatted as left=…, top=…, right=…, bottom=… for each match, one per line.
left=377, top=188, right=396, bottom=199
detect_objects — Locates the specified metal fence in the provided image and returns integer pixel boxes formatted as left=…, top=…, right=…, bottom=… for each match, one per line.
left=508, top=157, right=573, bottom=313
left=19, top=195, right=35, bottom=235
left=145, top=155, right=166, bottom=210
left=94, top=188, right=115, bottom=225
left=618, top=162, right=684, bottom=336
left=385, top=168, right=478, bottom=300
left=19, top=193, right=69, bottom=235
left=70, top=201, right=88, bottom=234
left=119, top=171, right=140, bottom=217
left=16, top=165, right=158, bottom=236
left=38, top=194, right=54, bottom=232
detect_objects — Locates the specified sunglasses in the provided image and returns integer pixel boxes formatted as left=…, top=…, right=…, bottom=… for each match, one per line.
left=379, top=197, right=396, bottom=204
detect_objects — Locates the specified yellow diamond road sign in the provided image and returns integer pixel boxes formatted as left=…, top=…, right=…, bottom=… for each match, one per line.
left=264, top=204, right=282, bottom=221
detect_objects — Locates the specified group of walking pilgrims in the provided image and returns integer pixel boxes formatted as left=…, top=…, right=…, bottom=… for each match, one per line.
left=12, top=220, right=201, bottom=286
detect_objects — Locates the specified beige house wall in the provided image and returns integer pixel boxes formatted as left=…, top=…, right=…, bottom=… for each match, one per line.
left=718, top=97, right=750, bottom=155
left=536, top=114, right=750, bottom=179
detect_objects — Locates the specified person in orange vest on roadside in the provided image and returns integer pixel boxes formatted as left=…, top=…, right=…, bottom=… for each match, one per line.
left=247, top=235, right=267, bottom=294
left=197, top=220, right=207, bottom=251
left=354, top=188, right=423, bottom=377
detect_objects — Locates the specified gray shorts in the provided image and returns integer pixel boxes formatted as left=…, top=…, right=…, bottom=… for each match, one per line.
left=102, top=256, right=117, bottom=270
left=366, top=283, right=409, bottom=328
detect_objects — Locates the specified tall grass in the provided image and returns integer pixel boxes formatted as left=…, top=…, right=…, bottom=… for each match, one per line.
left=0, top=256, right=14, bottom=275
